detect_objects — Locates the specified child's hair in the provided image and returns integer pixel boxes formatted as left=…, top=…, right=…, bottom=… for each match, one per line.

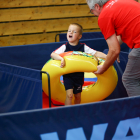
left=70, top=23, right=83, bottom=35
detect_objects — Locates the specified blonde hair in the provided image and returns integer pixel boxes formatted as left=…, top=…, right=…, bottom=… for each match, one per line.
left=70, top=23, right=83, bottom=35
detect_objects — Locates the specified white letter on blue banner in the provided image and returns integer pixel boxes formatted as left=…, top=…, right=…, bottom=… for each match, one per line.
left=112, top=117, right=140, bottom=140
left=90, top=123, right=108, bottom=140
left=40, top=132, right=59, bottom=140
left=66, top=127, right=87, bottom=140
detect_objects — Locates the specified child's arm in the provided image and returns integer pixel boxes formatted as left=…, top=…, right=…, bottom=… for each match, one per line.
left=94, top=51, right=107, bottom=59
left=51, top=52, right=65, bottom=68
left=84, top=44, right=106, bottom=59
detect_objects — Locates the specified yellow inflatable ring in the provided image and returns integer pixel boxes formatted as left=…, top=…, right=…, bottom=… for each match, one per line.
left=42, top=51, right=118, bottom=104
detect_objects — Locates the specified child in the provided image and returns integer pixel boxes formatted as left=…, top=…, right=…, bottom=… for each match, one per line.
left=51, top=23, right=106, bottom=106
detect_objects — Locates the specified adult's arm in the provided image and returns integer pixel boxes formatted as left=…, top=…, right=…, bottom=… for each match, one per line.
left=116, top=35, right=123, bottom=62
left=117, top=35, right=123, bottom=45
left=94, top=33, right=120, bottom=74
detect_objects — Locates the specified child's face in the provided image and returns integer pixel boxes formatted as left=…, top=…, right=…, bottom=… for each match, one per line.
left=67, top=24, right=82, bottom=45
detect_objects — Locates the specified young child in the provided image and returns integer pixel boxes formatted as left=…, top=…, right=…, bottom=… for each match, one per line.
left=51, top=23, right=106, bottom=106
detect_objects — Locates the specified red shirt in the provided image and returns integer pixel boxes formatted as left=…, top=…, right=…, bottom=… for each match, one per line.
left=98, top=0, right=140, bottom=49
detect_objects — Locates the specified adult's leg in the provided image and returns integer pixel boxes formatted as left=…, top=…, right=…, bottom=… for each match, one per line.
left=74, top=92, right=81, bottom=104
left=65, top=89, right=73, bottom=106
left=122, top=48, right=140, bottom=96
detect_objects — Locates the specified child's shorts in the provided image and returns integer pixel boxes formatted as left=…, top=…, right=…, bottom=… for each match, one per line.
left=63, top=75, right=84, bottom=94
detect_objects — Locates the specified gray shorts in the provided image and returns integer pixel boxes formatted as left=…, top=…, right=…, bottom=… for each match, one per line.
left=122, top=48, right=140, bottom=97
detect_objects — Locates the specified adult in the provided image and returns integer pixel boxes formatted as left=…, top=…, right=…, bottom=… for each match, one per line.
left=86, top=0, right=140, bottom=97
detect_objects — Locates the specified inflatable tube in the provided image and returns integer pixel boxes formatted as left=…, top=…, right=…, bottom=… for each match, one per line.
left=42, top=51, right=118, bottom=104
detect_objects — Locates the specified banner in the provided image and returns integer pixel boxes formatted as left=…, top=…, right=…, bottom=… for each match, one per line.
left=0, top=96, right=140, bottom=140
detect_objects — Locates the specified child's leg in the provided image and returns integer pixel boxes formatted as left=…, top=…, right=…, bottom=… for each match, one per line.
left=74, top=92, right=81, bottom=104
left=65, top=89, right=73, bottom=106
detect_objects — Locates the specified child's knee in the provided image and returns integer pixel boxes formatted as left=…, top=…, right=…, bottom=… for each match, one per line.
left=67, top=93, right=73, bottom=100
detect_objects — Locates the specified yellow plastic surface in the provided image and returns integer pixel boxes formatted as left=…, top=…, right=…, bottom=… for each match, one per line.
left=42, top=52, right=118, bottom=104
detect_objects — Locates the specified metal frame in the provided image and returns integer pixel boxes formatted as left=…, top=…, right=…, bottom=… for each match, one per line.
left=41, top=71, right=51, bottom=108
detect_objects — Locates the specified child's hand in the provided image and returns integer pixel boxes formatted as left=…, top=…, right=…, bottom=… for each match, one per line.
left=60, top=58, right=65, bottom=68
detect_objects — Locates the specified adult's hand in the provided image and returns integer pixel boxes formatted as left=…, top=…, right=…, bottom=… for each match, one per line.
left=94, top=65, right=105, bottom=74
left=117, top=55, right=120, bottom=63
